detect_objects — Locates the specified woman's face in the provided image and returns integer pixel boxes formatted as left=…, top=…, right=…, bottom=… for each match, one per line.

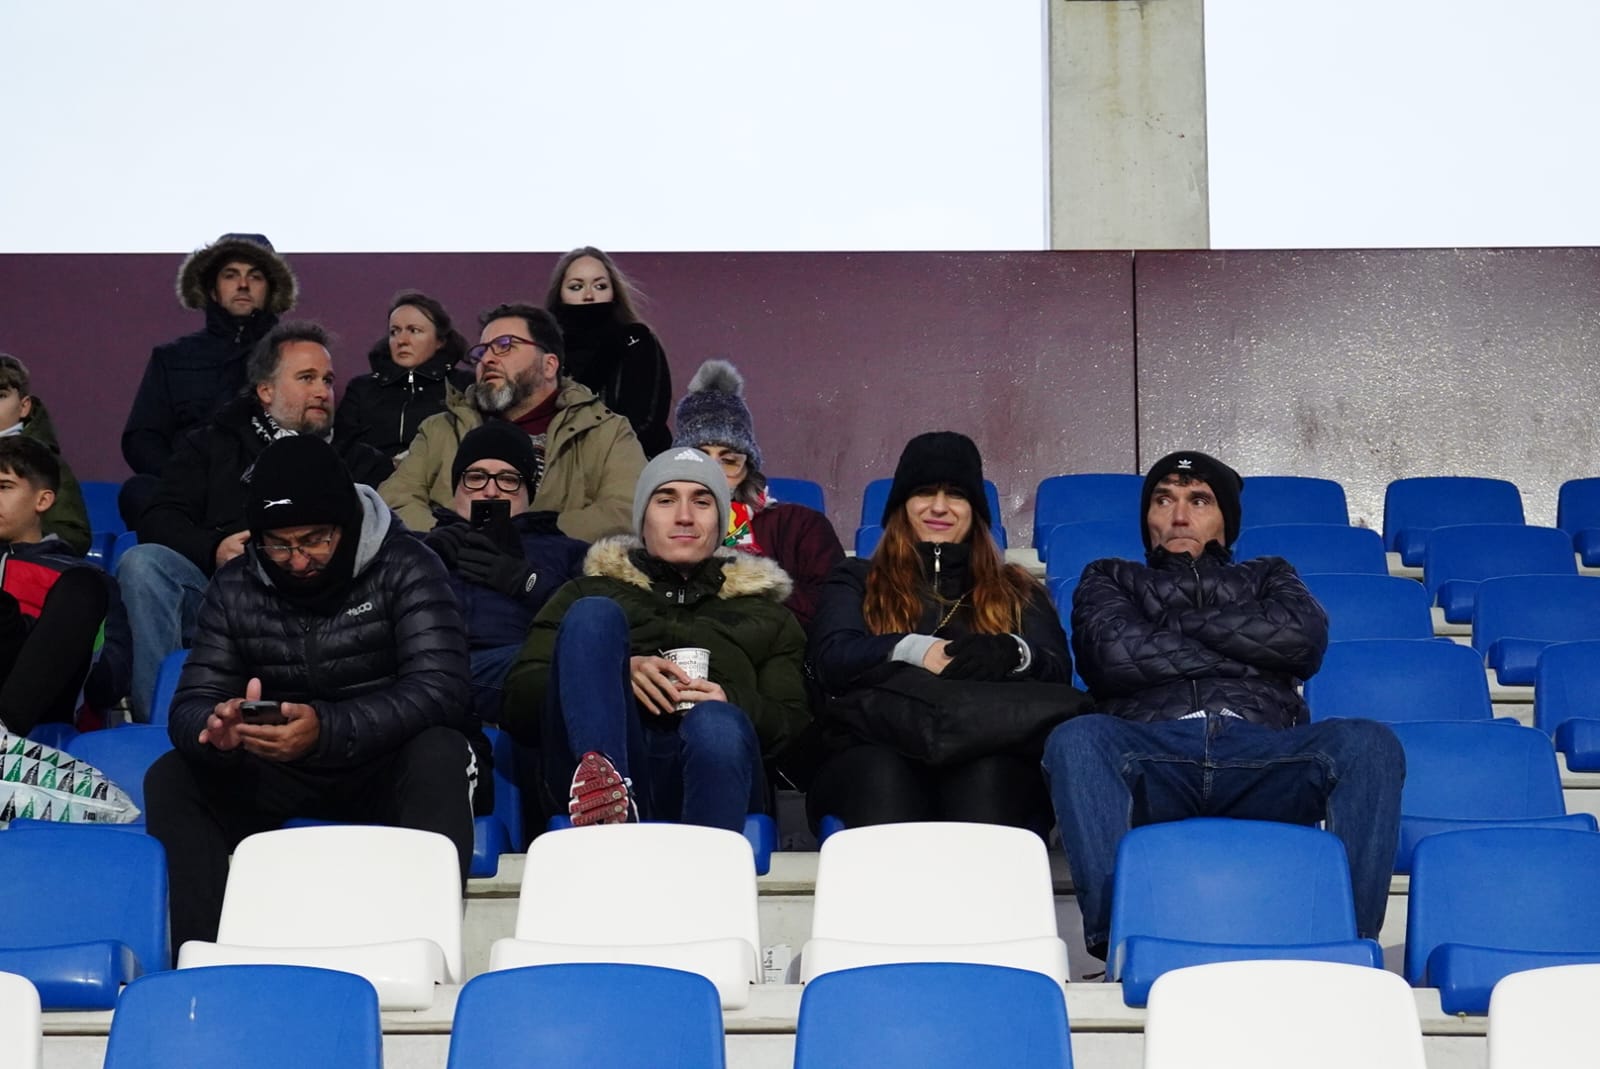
left=905, top=485, right=972, bottom=543
left=700, top=444, right=748, bottom=491
left=560, top=255, right=615, bottom=304
left=388, top=304, right=442, bottom=368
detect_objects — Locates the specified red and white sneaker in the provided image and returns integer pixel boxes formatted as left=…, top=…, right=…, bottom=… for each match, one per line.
left=569, top=751, right=635, bottom=826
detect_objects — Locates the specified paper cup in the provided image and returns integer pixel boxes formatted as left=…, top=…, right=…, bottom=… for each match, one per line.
left=663, top=647, right=711, bottom=711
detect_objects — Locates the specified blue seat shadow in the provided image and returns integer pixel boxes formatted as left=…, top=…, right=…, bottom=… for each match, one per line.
left=1423, top=523, right=1575, bottom=624
left=1239, top=476, right=1350, bottom=529
left=766, top=477, right=826, bottom=514
left=1383, top=477, right=1524, bottom=568
left=545, top=813, right=776, bottom=876
left=1474, top=575, right=1600, bottom=685
left=1304, top=639, right=1492, bottom=724
left=1301, top=573, right=1435, bottom=642
left=1234, top=524, right=1387, bottom=576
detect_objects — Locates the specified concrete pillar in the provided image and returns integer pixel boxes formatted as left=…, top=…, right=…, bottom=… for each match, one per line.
left=1049, top=0, right=1210, bottom=249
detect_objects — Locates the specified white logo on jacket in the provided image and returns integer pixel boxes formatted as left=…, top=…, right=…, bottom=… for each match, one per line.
left=345, top=601, right=374, bottom=618
left=263, top=497, right=293, bottom=508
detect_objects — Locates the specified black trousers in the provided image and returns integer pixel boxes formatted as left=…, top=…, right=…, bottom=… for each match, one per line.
left=145, top=725, right=487, bottom=954
left=806, top=743, right=1051, bottom=834
left=0, top=568, right=107, bottom=736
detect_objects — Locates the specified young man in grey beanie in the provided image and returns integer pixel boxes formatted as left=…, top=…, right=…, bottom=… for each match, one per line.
left=501, top=448, right=810, bottom=829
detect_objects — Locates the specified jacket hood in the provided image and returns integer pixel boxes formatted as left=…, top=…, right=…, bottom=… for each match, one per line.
left=19, top=395, right=61, bottom=452
left=177, top=235, right=297, bottom=315
left=584, top=534, right=793, bottom=603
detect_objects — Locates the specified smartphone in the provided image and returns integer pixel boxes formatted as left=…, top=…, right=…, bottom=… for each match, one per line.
left=470, top=499, right=511, bottom=528
left=239, top=700, right=288, bottom=726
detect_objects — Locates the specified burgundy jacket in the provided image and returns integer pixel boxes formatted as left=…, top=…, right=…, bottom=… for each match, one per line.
left=749, top=503, right=844, bottom=632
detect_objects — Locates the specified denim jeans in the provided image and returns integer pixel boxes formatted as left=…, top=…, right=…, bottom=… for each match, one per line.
left=468, top=644, right=521, bottom=724
left=1041, top=713, right=1404, bottom=956
left=542, top=596, right=763, bottom=831
left=117, top=544, right=209, bottom=722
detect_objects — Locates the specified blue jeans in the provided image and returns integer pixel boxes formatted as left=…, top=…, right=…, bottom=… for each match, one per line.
left=118, top=544, right=209, bottom=722
left=542, top=597, right=764, bottom=831
left=469, top=644, right=521, bottom=723
left=1041, top=713, right=1404, bottom=956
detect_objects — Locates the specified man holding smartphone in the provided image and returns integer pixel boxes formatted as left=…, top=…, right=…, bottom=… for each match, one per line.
left=143, top=435, right=489, bottom=954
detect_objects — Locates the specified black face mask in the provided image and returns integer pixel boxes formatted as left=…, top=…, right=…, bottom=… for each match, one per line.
left=551, top=301, right=620, bottom=334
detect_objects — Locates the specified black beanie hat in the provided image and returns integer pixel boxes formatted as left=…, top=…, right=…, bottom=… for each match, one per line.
left=882, top=431, right=992, bottom=528
left=246, top=435, right=361, bottom=535
left=1140, top=450, right=1244, bottom=550
left=451, top=422, right=539, bottom=499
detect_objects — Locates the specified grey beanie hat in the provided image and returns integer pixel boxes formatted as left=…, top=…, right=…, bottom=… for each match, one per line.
left=671, top=359, right=763, bottom=472
left=633, top=447, right=732, bottom=539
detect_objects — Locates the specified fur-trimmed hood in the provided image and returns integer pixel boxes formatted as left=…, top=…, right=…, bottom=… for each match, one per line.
left=176, top=233, right=297, bottom=314
left=584, top=534, right=793, bottom=603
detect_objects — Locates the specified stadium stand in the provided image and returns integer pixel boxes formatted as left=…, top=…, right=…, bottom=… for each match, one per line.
left=1304, top=638, right=1493, bottom=723
left=1032, top=473, right=1143, bottom=559
left=1473, top=575, right=1600, bottom=685
left=1423, top=523, right=1575, bottom=624
left=1234, top=522, right=1388, bottom=575
left=1535, top=641, right=1600, bottom=771
left=1301, top=573, right=1436, bottom=641
left=1383, top=477, right=1524, bottom=568
left=1556, top=478, right=1600, bottom=567
left=1238, top=475, right=1351, bottom=528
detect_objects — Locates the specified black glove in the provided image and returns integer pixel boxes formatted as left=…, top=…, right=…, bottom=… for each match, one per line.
left=457, top=531, right=537, bottom=598
left=942, top=633, right=1023, bottom=681
left=422, top=522, right=474, bottom=569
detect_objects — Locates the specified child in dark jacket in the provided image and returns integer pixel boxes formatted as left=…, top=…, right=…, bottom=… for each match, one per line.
left=0, top=354, right=91, bottom=555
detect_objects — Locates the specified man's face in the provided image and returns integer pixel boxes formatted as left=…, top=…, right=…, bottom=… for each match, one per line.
left=1146, top=474, right=1225, bottom=557
left=471, top=316, right=558, bottom=416
left=452, top=457, right=531, bottom=520
left=259, top=523, right=342, bottom=580
left=211, top=260, right=269, bottom=316
left=256, top=342, right=336, bottom=434
left=0, top=386, right=32, bottom=430
left=0, top=467, right=52, bottom=543
left=640, top=480, right=720, bottom=568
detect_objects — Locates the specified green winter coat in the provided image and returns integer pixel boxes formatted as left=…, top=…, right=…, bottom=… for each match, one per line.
left=503, top=536, right=811, bottom=759
left=22, top=397, right=91, bottom=555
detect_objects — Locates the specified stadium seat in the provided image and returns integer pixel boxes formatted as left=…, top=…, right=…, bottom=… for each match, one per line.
left=766, top=476, right=826, bottom=514
left=861, top=478, right=1006, bottom=546
left=79, top=480, right=123, bottom=535
left=800, top=822, right=1068, bottom=984
left=1303, top=639, right=1493, bottom=723
left=65, top=724, right=173, bottom=819
left=1043, top=519, right=1144, bottom=581
left=486, top=725, right=525, bottom=851
left=1535, top=641, right=1600, bottom=771
left=1239, top=476, right=1351, bottom=529
left=176, top=825, right=461, bottom=1010
left=1406, top=827, right=1600, bottom=1014
left=1032, top=473, right=1142, bottom=558
left=1233, top=523, right=1387, bottom=575
left=1048, top=575, right=1088, bottom=690
left=148, top=648, right=188, bottom=726
left=1383, top=476, right=1524, bottom=567
left=102, top=965, right=381, bottom=1069
left=854, top=524, right=882, bottom=557
left=793, top=962, right=1072, bottom=1069
left=24, top=721, right=76, bottom=751
left=542, top=812, right=776, bottom=876
left=1474, top=575, right=1600, bottom=685
left=1107, top=818, right=1381, bottom=1007
left=1388, top=720, right=1594, bottom=873
left=447, top=964, right=725, bottom=1069
left=1487, top=963, right=1600, bottom=1069
left=0, top=972, right=41, bottom=1069
left=1143, top=960, right=1425, bottom=1069
left=0, top=827, right=169, bottom=1009
left=1557, top=477, right=1600, bottom=567
left=1301, top=573, right=1435, bottom=642
left=489, top=824, right=759, bottom=1008
left=1423, top=523, right=1576, bottom=624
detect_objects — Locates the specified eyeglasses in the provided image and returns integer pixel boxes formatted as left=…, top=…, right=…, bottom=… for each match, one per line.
left=260, top=529, right=339, bottom=563
left=465, top=334, right=538, bottom=365
left=461, top=468, right=525, bottom=494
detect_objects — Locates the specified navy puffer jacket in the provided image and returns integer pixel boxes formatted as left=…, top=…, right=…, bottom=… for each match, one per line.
left=1070, top=543, right=1327, bottom=728
left=168, top=485, right=478, bottom=768
left=430, top=506, right=588, bottom=650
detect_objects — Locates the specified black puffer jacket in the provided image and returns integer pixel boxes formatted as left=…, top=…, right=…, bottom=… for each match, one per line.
left=1070, top=544, right=1327, bottom=728
left=335, top=342, right=475, bottom=459
left=168, top=485, right=479, bottom=769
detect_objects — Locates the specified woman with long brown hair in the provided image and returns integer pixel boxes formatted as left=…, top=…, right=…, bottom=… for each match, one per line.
left=806, top=431, right=1084, bottom=832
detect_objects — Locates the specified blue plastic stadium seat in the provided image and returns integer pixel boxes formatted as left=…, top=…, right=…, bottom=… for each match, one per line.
left=1107, top=818, right=1381, bottom=1007
left=1239, top=476, right=1350, bottom=529
left=1474, top=575, right=1600, bottom=685
left=794, top=962, right=1073, bottom=1069
left=1234, top=523, right=1387, bottom=576
left=1423, top=523, right=1576, bottom=624
left=1383, top=477, right=1524, bottom=567
left=108, top=531, right=140, bottom=574
left=446, top=964, right=724, bottom=1068
left=1407, top=827, right=1600, bottom=1014
left=766, top=477, right=826, bottom=514
left=80, top=480, right=124, bottom=537
left=854, top=524, right=882, bottom=557
left=545, top=813, right=777, bottom=876
left=1388, top=720, right=1595, bottom=873
left=66, top=725, right=174, bottom=820
left=0, top=827, right=169, bottom=1008
left=1033, top=473, right=1143, bottom=559
left=861, top=477, right=1006, bottom=547
left=1557, top=478, right=1600, bottom=567
left=104, top=964, right=382, bottom=1069
left=487, top=726, right=525, bottom=851
left=1301, top=573, right=1435, bottom=642
left=1534, top=641, right=1600, bottom=772
left=147, top=649, right=188, bottom=726
left=1304, top=639, right=1492, bottom=723
left=26, top=721, right=78, bottom=751
left=1043, top=520, right=1144, bottom=581
left=85, top=530, right=118, bottom=566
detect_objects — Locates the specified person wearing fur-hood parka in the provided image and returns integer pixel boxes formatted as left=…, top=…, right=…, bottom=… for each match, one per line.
left=502, top=446, right=809, bottom=831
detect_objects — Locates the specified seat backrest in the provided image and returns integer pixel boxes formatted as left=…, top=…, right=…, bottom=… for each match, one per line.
left=486, top=726, right=524, bottom=850
left=148, top=648, right=189, bottom=726
left=1302, top=573, right=1435, bottom=642
left=66, top=725, right=174, bottom=815
left=514, top=825, right=759, bottom=954
left=1389, top=721, right=1566, bottom=820
left=794, top=962, right=1072, bottom=1069
left=79, top=481, right=124, bottom=537
left=1108, top=819, right=1358, bottom=953
left=1534, top=640, right=1600, bottom=735
left=1474, top=575, right=1600, bottom=655
left=1239, top=476, right=1351, bottom=528
left=766, top=477, right=826, bottom=514
left=810, top=823, right=1059, bottom=946
left=103, top=964, right=381, bottom=1069
left=218, top=826, right=462, bottom=980
left=0, top=827, right=169, bottom=972
left=1488, top=963, right=1600, bottom=1069
left=1033, top=473, right=1144, bottom=548
left=1382, top=477, right=1524, bottom=552
left=1144, top=960, right=1425, bottom=1069
left=1557, top=478, right=1600, bottom=537
left=1234, top=523, right=1387, bottom=576
left=447, top=963, right=725, bottom=1068
left=1423, top=524, right=1576, bottom=599
left=1044, top=520, right=1144, bottom=581
left=1304, top=639, right=1492, bottom=723
left=0, top=972, right=41, bottom=1069
left=1405, top=827, right=1600, bottom=984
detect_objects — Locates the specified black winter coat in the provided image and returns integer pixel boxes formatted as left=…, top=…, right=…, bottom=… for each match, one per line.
left=430, top=507, right=588, bottom=650
left=138, top=396, right=394, bottom=576
left=552, top=306, right=672, bottom=457
left=123, top=302, right=278, bottom=476
left=335, top=342, right=475, bottom=459
left=1070, top=544, right=1328, bottom=728
left=168, top=486, right=479, bottom=769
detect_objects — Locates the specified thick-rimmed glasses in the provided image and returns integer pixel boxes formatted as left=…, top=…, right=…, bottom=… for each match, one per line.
left=466, top=334, right=538, bottom=365
left=460, top=468, right=526, bottom=494
left=260, top=528, right=339, bottom=563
